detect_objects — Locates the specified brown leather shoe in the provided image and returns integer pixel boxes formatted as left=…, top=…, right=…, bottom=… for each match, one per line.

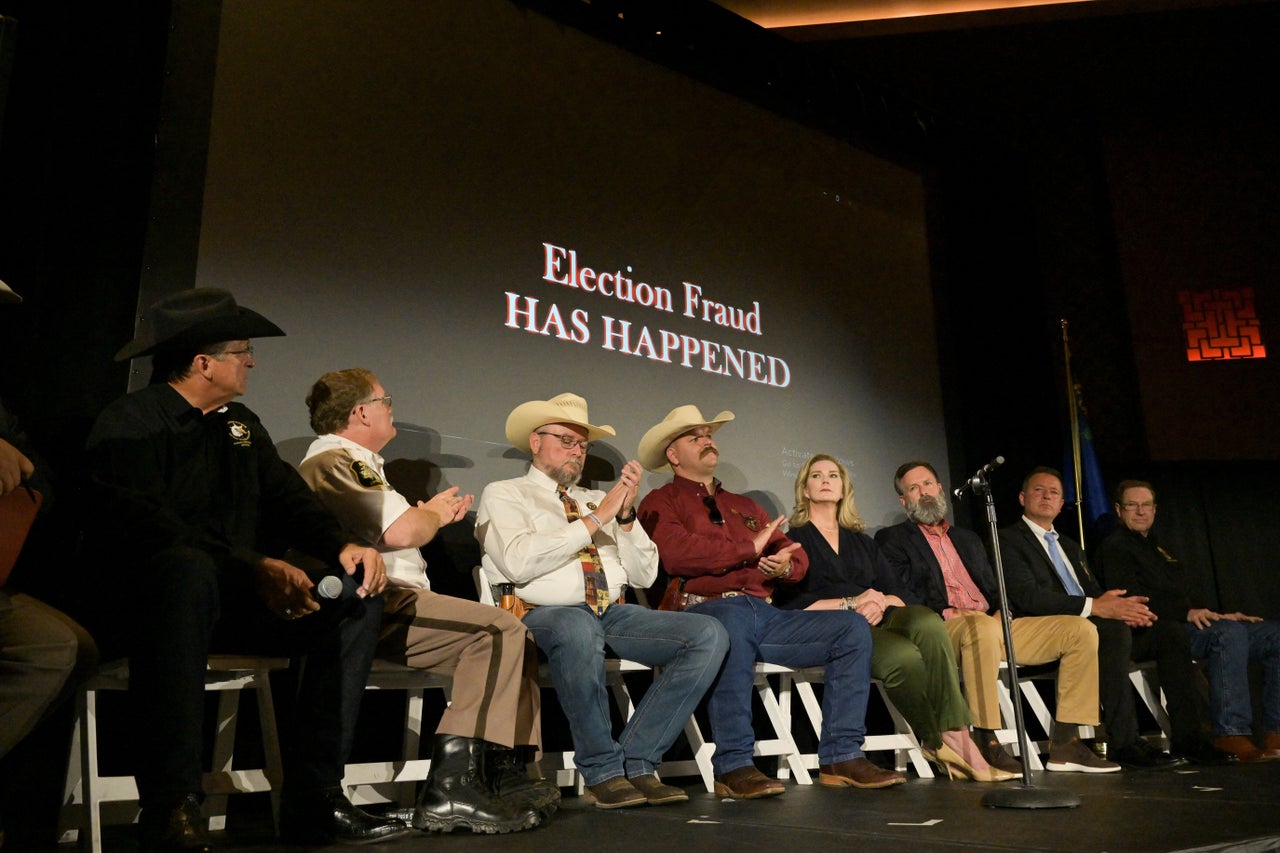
left=1214, top=735, right=1266, bottom=763
left=1260, top=732, right=1280, bottom=761
left=818, top=757, right=906, bottom=789
left=138, top=794, right=212, bottom=852
left=582, top=776, right=646, bottom=809
left=629, top=773, right=688, bottom=805
left=713, top=765, right=785, bottom=799
left=1046, top=738, right=1121, bottom=773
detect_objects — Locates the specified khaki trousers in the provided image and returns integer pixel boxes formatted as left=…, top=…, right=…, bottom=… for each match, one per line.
left=379, top=587, right=541, bottom=750
left=944, top=612, right=1100, bottom=729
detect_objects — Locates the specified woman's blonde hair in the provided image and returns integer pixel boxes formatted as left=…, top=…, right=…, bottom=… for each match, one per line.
left=789, top=453, right=864, bottom=531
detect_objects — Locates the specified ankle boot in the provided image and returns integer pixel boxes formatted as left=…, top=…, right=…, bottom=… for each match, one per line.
left=413, top=734, right=540, bottom=833
left=484, top=744, right=561, bottom=817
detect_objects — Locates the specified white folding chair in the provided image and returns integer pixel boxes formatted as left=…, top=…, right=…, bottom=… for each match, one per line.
left=59, top=655, right=287, bottom=853
left=341, top=660, right=453, bottom=808
left=776, top=667, right=933, bottom=778
left=993, top=662, right=1053, bottom=769
left=678, top=661, right=811, bottom=791
left=1129, top=660, right=1172, bottom=747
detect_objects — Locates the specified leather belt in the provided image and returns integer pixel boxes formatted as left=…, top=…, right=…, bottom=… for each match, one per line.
left=664, top=586, right=770, bottom=611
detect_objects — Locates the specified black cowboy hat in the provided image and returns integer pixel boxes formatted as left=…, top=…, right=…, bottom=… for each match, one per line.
left=114, top=288, right=285, bottom=361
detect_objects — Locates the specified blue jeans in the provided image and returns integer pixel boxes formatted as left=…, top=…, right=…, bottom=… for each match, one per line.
left=691, top=595, right=873, bottom=775
left=522, top=603, right=728, bottom=786
left=1185, top=618, right=1280, bottom=736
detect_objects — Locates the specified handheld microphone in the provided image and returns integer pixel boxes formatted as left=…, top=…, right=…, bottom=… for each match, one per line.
left=314, top=575, right=344, bottom=600
left=953, top=456, right=1005, bottom=498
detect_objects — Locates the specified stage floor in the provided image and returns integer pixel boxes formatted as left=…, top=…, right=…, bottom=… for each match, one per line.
left=65, top=760, right=1280, bottom=853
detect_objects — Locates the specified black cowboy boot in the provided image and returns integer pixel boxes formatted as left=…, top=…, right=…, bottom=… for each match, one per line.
left=484, top=743, right=561, bottom=818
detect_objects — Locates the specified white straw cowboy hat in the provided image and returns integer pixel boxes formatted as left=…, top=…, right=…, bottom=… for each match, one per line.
left=505, top=393, right=616, bottom=453
left=114, top=288, right=285, bottom=361
left=637, top=405, right=735, bottom=472
left=0, top=279, right=21, bottom=304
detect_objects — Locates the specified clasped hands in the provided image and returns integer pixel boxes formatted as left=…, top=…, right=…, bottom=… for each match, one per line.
left=1093, top=589, right=1157, bottom=628
left=752, top=514, right=799, bottom=579
left=587, top=460, right=643, bottom=529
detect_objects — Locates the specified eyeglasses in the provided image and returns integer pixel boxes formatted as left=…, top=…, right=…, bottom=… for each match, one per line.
left=1120, top=501, right=1155, bottom=511
left=537, top=430, right=591, bottom=452
left=214, top=345, right=254, bottom=360
left=363, top=395, right=393, bottom=408
left=703, top=495, right=725, bottom=525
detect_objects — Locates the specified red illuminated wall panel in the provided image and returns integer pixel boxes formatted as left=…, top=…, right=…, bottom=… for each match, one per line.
left=1179, top=288, right=1266, bottom=361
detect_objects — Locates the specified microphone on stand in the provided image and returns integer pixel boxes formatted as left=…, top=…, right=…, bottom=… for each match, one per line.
left=953, top=456, right=1005, bottom=499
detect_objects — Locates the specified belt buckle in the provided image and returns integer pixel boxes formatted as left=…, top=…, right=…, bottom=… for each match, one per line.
left=722, top=591, right=741, bottom=598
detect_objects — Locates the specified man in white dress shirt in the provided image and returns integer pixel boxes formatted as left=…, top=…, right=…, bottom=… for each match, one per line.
left=475, top=393, right=728, bottom=809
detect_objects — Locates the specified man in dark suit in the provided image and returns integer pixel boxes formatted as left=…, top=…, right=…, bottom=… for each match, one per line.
left=998, top=467, right=1189, bottom=768
left=875, top=461, right=1118, bottom=773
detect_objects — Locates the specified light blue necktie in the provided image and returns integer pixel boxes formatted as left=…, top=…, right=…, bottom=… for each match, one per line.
left=1044, top=531, right=1084, bottom=596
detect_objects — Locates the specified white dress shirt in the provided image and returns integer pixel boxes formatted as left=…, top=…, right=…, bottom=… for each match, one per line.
left=299, top=433, right=430, bottom=589
left=475, top=466, right=658, bottom=606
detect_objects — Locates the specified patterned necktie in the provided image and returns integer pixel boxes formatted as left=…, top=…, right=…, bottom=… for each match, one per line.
left=1044, top=531, right=1084, bottom=596
left=557, top=486, right=612, bottom=615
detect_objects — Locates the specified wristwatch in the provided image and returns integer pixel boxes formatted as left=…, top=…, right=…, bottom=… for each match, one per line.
left=616, top=506, right=638, bottom=525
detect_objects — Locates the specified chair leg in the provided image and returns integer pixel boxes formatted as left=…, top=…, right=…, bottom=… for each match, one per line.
left=872, top=682, right=933, bottom=778
left=84, top=686, right=104, bottom=853
left=254, top=671, right=284, bottom=831
left=683, top=714, right=717, bottom=793
left=205, top=688, right=239, bottom=831
left=56, top=689, right=88, bottom=845
left=776, top=673, right=796, bottom=780
left=398, top=687, right=425, bottom=808
left=756, top=673, right=809, bottom=784
left=996, top=677, right=1044, bottom=770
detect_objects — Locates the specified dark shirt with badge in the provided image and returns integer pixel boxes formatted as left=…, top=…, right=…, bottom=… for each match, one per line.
left=86, top=383, right=347, bottom=600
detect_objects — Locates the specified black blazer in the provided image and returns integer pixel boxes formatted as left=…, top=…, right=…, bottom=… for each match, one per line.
left=874, top=519, right=999, bottom=616
left=777, top=522, right=907, bottom=610
left=996, top=518, right=1102, bottom=619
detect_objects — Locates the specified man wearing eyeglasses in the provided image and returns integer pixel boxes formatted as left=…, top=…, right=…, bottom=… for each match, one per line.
left=299, top=369, right=549, bottom=833
left=85, top=289, right=407, bottom=850
left=475, top=393, right=728, bottom=809
left=637, top=406, right=904, bottom=798
left=1095, top=480, right=1277, bottom=763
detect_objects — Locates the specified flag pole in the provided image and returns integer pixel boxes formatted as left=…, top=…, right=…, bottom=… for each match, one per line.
left=1061, top=319, right=1087, bottom=549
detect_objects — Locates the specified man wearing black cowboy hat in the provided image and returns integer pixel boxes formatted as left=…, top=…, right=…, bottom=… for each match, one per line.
left=85, top=289, right=407, bottom=850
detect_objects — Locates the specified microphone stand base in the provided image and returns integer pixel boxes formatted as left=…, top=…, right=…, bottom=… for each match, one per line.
left=982, top=785, right=1082, bottom=809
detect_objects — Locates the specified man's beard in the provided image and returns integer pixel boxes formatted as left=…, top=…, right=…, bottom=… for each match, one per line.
left=547, top=458, right=583, bottom=487
left=906, top=492, right=948, bottom=525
